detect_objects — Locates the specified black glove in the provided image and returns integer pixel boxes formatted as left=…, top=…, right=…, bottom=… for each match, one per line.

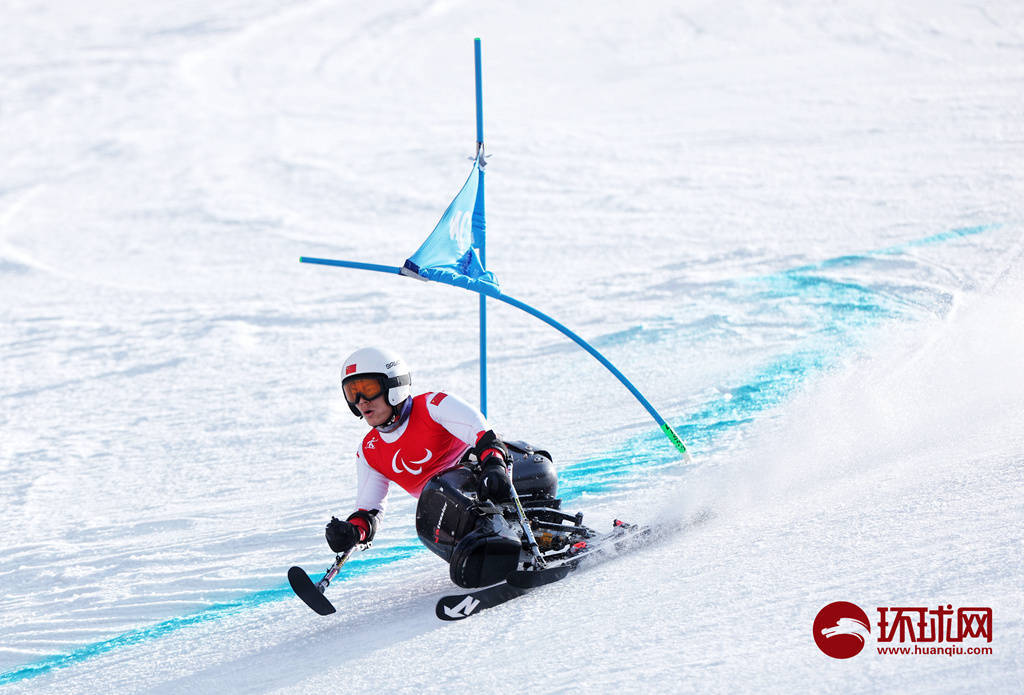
left=325, top=516, right=362, bottom=553
left=474, top=430, right=513, bottom=502
left=473, top=430, right=509, bottom=464
left=478, top=460, right=513, bottom=502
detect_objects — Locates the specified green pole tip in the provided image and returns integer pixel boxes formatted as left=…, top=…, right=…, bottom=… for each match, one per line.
left=660, top=423, right=693, bottom=463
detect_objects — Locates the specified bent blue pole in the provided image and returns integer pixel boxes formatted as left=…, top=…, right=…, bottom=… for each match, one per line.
left=489, top=291, right=690, bottom=461
left=299, top=258, right=404, bottom=275
left=299, top=255, right=692, bottom=461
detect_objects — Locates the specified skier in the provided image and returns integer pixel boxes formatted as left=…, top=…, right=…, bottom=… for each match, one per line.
left=325, top=346, right=531, bottom=588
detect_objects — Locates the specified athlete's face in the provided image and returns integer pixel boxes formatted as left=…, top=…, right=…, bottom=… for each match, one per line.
left=357, top=393, right=392, bottom=427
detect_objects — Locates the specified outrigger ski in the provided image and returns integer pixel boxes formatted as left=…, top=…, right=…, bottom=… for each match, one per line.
left=288, top=565, right=336, bottom=615
left=288, top=543, right=368, bottom=615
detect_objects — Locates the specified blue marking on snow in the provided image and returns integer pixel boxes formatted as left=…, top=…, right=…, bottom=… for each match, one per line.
left=1, top=587, right=295, bottom=686
left=557, top=346, right=835, bottom=498
left=880, top=223, right=998, bottom=252
left=0, top=223, right=1001, bottom=686
left=560, top=225, right=1004, bottom=490
left=0, top=544, right=422, bottom=686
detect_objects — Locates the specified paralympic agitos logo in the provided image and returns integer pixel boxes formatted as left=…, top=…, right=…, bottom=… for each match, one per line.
left=814, top=601, right=993, bottom=659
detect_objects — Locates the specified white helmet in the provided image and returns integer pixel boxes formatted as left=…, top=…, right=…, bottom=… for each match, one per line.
left=341, top=347, right=412, bottom=418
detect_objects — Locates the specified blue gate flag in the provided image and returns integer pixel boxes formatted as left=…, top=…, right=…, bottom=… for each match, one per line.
left=401, top=155, right=500, bottom=296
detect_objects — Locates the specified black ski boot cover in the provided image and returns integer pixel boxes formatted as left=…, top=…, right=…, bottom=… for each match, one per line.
left=449, top=515, right=522, bottom=588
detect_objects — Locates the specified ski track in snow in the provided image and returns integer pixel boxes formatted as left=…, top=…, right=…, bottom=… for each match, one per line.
left=2, top=1, right=1023, bottom=692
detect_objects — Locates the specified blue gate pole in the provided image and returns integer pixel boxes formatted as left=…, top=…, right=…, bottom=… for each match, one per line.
left=474, top=37, right=487, bottom=417
left=474, top=38, right=484, bottom=148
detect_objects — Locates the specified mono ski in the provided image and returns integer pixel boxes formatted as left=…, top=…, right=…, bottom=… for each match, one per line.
left=436, top=581, right=532, bottom=620
left=435, top=519, right=649, bottom=620
left=435, top=511, right=714, bottom=620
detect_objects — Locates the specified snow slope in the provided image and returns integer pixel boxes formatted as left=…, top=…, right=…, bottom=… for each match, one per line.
left=2, top=1, right=1022, bottom=692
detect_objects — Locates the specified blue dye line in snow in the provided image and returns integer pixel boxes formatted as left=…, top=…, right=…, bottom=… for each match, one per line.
left=557, top=346, right=833, bottom=496
left=559, top=225, right=1006, bottom=489
left=1, top=223, right=1001, bottom=686
left=0, top=545, right=422, bottom=686
left=786, top=224, right=1001, bottom=272
left=881, top=223, right=1000, bottom=252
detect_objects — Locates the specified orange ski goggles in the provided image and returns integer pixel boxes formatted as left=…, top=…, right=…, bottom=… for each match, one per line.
left=342, top=376, right=386, bottom=404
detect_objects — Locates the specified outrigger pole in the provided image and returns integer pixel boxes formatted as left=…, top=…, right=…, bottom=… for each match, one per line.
left=300, top=39, right=691, bottom=462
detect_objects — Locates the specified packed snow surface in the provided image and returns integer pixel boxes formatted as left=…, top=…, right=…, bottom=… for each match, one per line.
left=2, top=1, right=1022, bottom=692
